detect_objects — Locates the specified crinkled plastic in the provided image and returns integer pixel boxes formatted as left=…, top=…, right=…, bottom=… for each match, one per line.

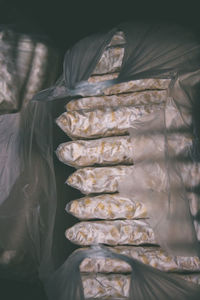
left=45, top=245, right=200, bottom=300
left=32, top=22, right=200, bottom=101
left=31, top=21, right=200, bottom=298
left=0, top=28, right=60, bottom=282
left=119, top=83, right=200, bottom=257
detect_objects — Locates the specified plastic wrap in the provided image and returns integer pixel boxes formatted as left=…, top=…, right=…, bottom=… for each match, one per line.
left=82, top=272, right=200, bottom=299
left=65, top=220, right=156, bottom=246
left=66, top=163, right=200, bottom=195
left=56, top=133, right=192, bottom=168
left=44, top=245, right=200, bottom=300
left=56, top=103, right=163, bottom=139
left=0, top=29, right=60, bottom=282
left=30, top=21, right=200, bottom=299
left=66, top=90, right=168, bottom=111
left=66, top=193, right=147, bottom=220
left=80, top=246, right=200, bottom=273
left=56, top=136, right=133, bottom=167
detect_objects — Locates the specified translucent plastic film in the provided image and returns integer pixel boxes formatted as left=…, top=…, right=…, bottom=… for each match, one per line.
left=119, top=86, right=200, bottom=257
left=0, top=28, right=60, bottom=281
left=45, top=245, right=200, bottom=300
left=32, top=22, right=200, bottom=101
left=30, top=21, right=200, bottom=299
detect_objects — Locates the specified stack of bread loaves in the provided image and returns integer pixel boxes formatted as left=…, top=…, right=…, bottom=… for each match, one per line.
left=56, top=31, right=200, bottom=299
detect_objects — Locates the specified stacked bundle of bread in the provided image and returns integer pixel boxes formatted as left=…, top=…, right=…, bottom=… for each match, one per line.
left=56, top=32, right=200, bottom=299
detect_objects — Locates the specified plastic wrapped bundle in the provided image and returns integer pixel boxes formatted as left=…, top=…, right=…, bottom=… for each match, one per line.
left=80, top=246, right=200, bottom=273
left=31, top=22, right=200, bottom=300
left=92, top=31, right=125, bottom=76
left=57, top=97, right=192, bottom=140
left=56, top=136, right=133, bottom=167
left=44, top=245, right=200, bottom=300
left=103, top=78, right=170, bottom=95
left=66, top=163, right=200, bottom=195
left=82, top=273, right=200, bottom=299
left=56, top=103, right=164, bottom=139
left=56, top=133, right=192, bottom=168
left=66, top=90, right=168, bottom=111
left=66, top=193, right=147, bottom=220
left=82, top=273, right=130, bottom=299
left=92, top=47, right=124, bottom=75
left=66, top=165, right=133, bottom=194
left=65, top=220, right=156, bottom=246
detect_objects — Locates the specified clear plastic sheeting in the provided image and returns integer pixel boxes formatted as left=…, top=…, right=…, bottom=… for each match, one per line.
left=0, top=28, right=60, bottom=282
left=82, top=273, right=200, bottom=299
left=44, top=245, right=200, bottom=300
left=32, top=23, right=200, bottom=101
left=118, top=78, right=200, bottom=257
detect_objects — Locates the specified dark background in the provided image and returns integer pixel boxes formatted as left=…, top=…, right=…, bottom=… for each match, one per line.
left=0, top=0, right=200, bottom=299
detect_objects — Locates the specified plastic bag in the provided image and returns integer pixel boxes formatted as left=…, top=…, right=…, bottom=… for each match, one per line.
left=31, top=21, right=200, bottom=298
left=45, top=245, right=200, bottom=300
left=0, top=27, right=60, bottom=282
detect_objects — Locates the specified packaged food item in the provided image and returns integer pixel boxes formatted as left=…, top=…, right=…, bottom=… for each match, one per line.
left=66, top=193, right=147, bottom=220
left=56, top=136, right=133, bottom=167
left=66, top=90, right=168, bottom=111
left=81, top=273, right=130, bottom=299
left=66, top=165, right=134, bottom=194
left=80, top=245, right=200, bottom=273
left=65, top=220, right=156, bottom=246
left=56, top=133, right=192, bottom=168
left=66, top=163, right=200, bottom=195
left=56, top=104, right=163, bottom=139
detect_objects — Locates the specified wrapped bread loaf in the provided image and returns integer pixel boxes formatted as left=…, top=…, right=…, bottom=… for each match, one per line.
left=56, top=134, right=192, bottom=168
left=56, top=104, right=163, bottom=139
left=65, top=219, right=156, bottom=246
left=66, top=193, right=147, bottom=220
left=66, top=90, right=168, bottom=111
left=80, top=246, right=200, bottom=273
left=82, top=273, right=200, bottom=299
left=66, top=163, right=200, bottom=195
